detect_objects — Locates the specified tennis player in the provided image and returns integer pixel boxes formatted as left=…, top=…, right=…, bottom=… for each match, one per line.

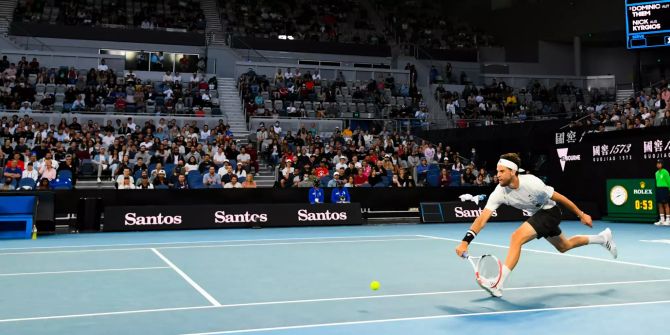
left=455, top=153, right=617, bottom=297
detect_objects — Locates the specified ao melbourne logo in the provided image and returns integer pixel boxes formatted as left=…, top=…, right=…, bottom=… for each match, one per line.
left=556, top=148, right=581, bottom=172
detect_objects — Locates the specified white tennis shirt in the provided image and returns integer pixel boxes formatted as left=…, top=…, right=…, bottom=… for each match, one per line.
left=485, top=174, right=556, bottom=215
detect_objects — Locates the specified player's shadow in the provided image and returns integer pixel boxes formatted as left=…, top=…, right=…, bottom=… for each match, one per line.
left=436, top=288, right=616, bottom=315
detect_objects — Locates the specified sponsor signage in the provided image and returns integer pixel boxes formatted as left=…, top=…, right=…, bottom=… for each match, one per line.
left=556, top=147, right=582, bottom=172
left=420, top=202, right=533, bottom=223
left=104, top=203, right=362, bottom=231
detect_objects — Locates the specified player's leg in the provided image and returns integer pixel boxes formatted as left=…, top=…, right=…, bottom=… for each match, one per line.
left=545, top=234, right=588, bottom=253
left=663, top=203, right=670, bottom=225
left=505, top=222, right=537, bottom=271
left=490, top=221, right=536, bottom=293
left=546, top=229, right=617, bottom=258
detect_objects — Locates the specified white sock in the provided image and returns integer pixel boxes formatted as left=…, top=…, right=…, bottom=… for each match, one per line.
left=498, top=265, right=511, bottom=288
left=587, top=234, right=606, bottom=245
left=660, top=214, right=666, bottom=222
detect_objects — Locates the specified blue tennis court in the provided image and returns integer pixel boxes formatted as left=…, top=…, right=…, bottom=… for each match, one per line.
left=0, top=221, right=668, bottom=334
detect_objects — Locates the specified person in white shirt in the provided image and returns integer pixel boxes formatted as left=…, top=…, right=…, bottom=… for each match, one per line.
left=273, top=121, right=282, bottom=135
left=163, top=87, right=174, bottom=100
left=97, top=59, right=108, bottom=71
left=455, top=153, right=617, bottom=298
left=200, top=125, right=211, bottom=142
left=223, top=175, right=243, bottom=188
left=284, top=68, right=293, bottom=80
left=173, top=72, right=182, bottom=83
left=19, top=101, right=32, bottom=113
left=127, top=118, right=137, bottom=131
left=100, top=131, right=115, bottom=147
left=213, top=147, right=228, bottom=166
left=119, top=176, right=136, bottom=189
left=93, top=147, right=111, bottom=182
left=162, top=71, right=174, bottom=83
left=116, top=168, right=134, bottom=188
left=21, top=162, right=39, bottom=182
left=236, top=147, right=251, bottom=169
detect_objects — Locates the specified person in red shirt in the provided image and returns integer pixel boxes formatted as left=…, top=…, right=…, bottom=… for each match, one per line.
left=354, top=169, right=368, bottom=186
left=314, top=161, right=330, bottom=178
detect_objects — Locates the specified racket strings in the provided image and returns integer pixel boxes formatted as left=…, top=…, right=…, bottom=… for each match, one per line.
left=477, top=256, right=502, bottom=286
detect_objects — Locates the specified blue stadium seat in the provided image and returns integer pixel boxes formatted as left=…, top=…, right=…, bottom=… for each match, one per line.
left=18, top=178, right=36, bottom=190
left=57, top=170, right=72, bottom=181
left=449, top=171, right=462, bottom=187
left=164, top=164, right=175, bottom=176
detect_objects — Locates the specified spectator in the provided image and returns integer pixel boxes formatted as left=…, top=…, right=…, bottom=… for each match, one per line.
left=116, top=168, right=134, bottom=188
left=242, top=174, right=257, bottom=188
left=119, top=176, right=136, bottom=189
left=173, top=174, right=189, bottom=189
left=224, top=175, right=242, bottom=188
left=439, top=168, right=451, bottom=187
left=36, top=177, right=51, bottom=190
left=202, top=166, right=221, bottom=188
left=21, top=162, right=39, bottom=182
left=1, top=177, right=15, bottom=191
left=39, top=160, right=57, bottom=181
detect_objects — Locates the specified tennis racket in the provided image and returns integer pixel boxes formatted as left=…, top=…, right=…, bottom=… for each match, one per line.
left=461, top=252, right=503, bottom=288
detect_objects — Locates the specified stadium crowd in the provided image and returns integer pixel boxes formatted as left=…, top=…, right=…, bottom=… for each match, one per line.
left=0, top=55, right=219, bottom=115
left=13, top=0, right=206, bottom=31
left=237, top=65, right=427, bottom=121
left=219, top=0, right=387, bottom=45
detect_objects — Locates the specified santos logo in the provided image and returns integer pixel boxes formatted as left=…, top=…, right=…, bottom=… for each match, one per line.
left=557, top=148, right=581, bottom=172
left=214, top=211, right=268, bottom=223
left=454, top=207, right=498, bottom=218
left=298, top=209, right=348, bottom=221
left=124, top=213, right=182, bottom=225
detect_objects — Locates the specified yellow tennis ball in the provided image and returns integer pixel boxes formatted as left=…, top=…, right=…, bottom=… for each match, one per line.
left=370, top=281, right=380, bottom=291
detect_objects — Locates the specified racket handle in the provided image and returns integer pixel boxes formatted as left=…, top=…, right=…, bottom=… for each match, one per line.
left=461, top=252, right=469, bottom=259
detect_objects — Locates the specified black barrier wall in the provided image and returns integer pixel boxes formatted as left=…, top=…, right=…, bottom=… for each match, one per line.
left=104, top=203, right=362, bottom=231
left=50, top=186, right=495, bottom=215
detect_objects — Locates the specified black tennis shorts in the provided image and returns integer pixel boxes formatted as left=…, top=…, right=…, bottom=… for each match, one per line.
left=657, top=187, right=669, bottom=204
left=527, top=206, right=562, bottom=239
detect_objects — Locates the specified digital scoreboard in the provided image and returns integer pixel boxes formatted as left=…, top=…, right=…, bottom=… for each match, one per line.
left=626, top=0, right=670, bottom=49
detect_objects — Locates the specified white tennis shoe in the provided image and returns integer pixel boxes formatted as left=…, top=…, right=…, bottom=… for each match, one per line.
left=477, top=278, right=503, bottom=298
left=599, top=228, right=618, bottom=259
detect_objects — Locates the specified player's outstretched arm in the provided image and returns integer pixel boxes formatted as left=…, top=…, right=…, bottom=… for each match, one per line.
left=455, top=208, right=494, bottom=257
left=551, top=191, right=592, bottom=227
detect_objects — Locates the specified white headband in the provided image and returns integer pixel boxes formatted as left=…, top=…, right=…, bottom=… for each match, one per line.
left=498, top=158, right=524, bottom=172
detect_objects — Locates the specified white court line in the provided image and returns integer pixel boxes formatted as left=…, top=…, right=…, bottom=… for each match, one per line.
left=0, top=277, right=668, bottom=323
left=640, top=239, right=670, bottom=245
left=417, top=234, right=670, bottom=272
left=151, top=248, right=221, bottom=307
left=0, top=235, right=421, bottom=252
left=182, top=299, right=670, bottom=335
left=0, top=238, right=430, bottom=256
left=0, top=266, right=169, bottom=277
